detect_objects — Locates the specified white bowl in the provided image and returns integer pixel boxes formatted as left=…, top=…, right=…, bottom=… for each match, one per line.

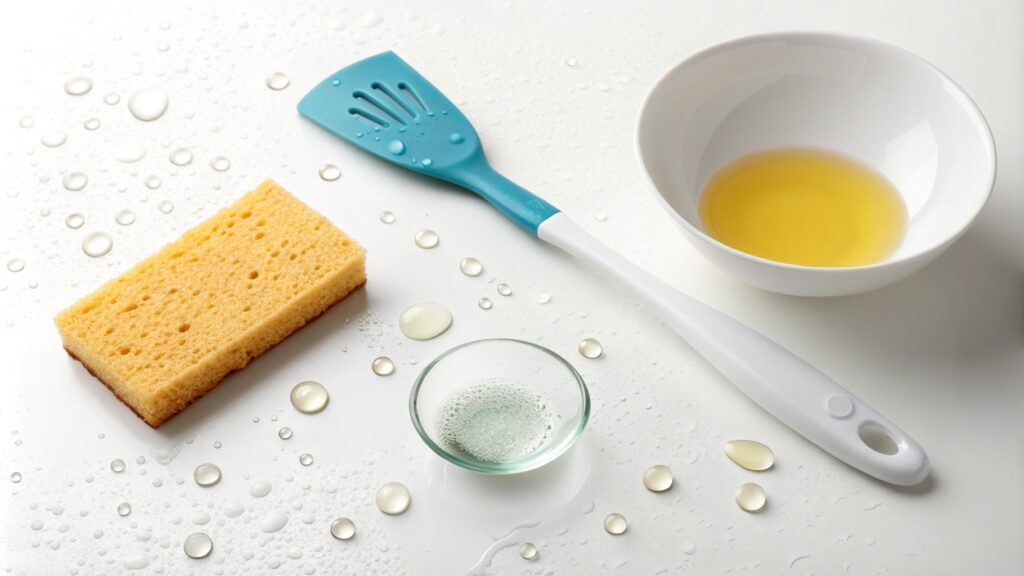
left=636, top=32, right=996, bottom=297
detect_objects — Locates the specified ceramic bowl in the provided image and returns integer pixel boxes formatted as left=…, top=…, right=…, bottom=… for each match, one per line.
left=636, top=32, right=996, bottom=296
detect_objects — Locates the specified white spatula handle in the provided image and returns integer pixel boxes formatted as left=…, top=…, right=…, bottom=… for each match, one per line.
left=538, top=213, right=929, bottom=486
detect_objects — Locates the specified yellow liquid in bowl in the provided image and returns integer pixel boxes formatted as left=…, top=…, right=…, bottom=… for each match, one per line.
left=699, top=148, right=906, bottom=267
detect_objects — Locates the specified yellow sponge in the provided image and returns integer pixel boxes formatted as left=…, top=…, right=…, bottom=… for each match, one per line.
left=55, top=179, right=366, bottom=427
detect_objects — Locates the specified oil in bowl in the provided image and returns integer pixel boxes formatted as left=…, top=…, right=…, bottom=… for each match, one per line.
left=410, top=339, right=590, bottom=474
left=699, top=148, right=906, bottom=267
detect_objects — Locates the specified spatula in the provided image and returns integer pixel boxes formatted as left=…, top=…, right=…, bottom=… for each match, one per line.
left=297, top=51, right=929, bottom=486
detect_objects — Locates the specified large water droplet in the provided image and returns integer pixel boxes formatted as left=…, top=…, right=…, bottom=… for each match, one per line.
left=169, top=147, right=193, bottom=166
left=250, top=481, right=272, bottom=498
left=643, top=464, right=674, bottom=492
left=183, top=532, right=213, bottom=559
left=115, top=209, right=136, bottom=226
left=496, top=283, right=512, bottom=296
left=736, top=482, right=767, bottom=512
left=117, top=502, right=132, bottom=517
left=459, top=257, right=483, bottom=277
left=379, top=211, right=395, bottom=224
left=6, top=258, right=25, bottom=273
left=478, top=297, right=492, bottom=310
left=371, top=356, right=394, bottom=376
left=265, top=72, right=290, bottom=91
left=64, top=76, right=93, bottom=96
left=277, top=427, right=293, bottom=440
left=290, top=381, right=329, bottom=414
left=578, top=338, right=603, bottom=359
left=387, top=140, right=405, bottom=155
left=319, top=164, right=341, bottom=181
left=375, top=482, right=411, bottom=515
left=448, top=132, right=464, bottom=144
left=330, top=517, right=356, bottom=540
left=62, top=172, right=88, bottom=191
left=520, top=543, right=538, bottom=560
left=65, top=213, right=85, bottom=229
left=128, top=87, right=169, bottom=121
left=209, top=156, right=231, bottom=172
left=82, top=232, right=113, bottom=258
left=298, top=453, right=314, bottom=466
left=10, top=472, right=22, bottom=483
left=261, top=510, right=289, bottom=533
left=193, top=463, right=222, bottom=487
left=122, top=554, right=149, bottom=570
left=604, top=512, right=627, bottom=535
left=399, top=303, right=452, bottom=340
left=414, top=229, right=439, bottom=249
left=41, top=130, right=67, bottom=147
left=724, top=440, right=775, bottom=471
left=110, top=458, right=126, bottom=473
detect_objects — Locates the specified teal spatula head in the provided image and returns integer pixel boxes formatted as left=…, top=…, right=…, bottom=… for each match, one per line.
left=297, top=51, right=558, bottom=234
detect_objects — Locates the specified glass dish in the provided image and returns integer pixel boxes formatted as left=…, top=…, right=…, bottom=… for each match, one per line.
left=409, top=339, right=590, bottom=474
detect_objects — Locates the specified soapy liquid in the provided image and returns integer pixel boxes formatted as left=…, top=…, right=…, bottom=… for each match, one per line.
left=699, top=148, right=906, bottom=267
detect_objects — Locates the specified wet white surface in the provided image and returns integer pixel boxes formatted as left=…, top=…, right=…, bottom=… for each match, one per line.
left=1, top=0, right=1022, bottom=574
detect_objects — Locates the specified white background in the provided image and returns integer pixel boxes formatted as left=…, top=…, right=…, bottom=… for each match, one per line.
left=1, top=1, right=1021, bottom=574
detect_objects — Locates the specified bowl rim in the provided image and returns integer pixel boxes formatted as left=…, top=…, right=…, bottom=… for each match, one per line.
left=408, top=337, right=591, bottom=475
left=634, top=31, right=997, bottom=274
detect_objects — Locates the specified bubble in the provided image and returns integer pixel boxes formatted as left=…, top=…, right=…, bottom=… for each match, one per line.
left=82, top=232, right=113, bottom=258
left=318, top=164, right=341, bottom=181
left=193, top=463, right=222, bottom=487
left=265, top=72, right=290, bottom=91
left=169, top=147, right=193, bottom=166
left=330, top=517, right=356, bottom=540
left=64, top=76, right=93, bottom=96
left=62, top=172, right=88, bottom=191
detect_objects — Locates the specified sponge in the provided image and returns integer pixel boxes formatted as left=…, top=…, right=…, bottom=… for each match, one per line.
left=55, top=179, right=366, bottom=427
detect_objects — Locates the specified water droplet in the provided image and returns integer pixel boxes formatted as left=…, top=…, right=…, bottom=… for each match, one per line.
left=183, top=532, right=213, bottom=559
left=193, top=463, right=222, bottom=487
left=10, top=472, right=22, bottom=483
left=6, top=258, right=25, bottom=273
left=103, top=92, right=121, bottom=105
left=250, top=481, right=272, bottom=498
left=593, top=208, right=607, bottom=221
left=144, top=175, right=161, bottom=189
left=604, top=512, right=627, bottom=535
left=212, top=441, right=222, bottom=449
left=117, top=502, right=132, bottom=517
left=30, top=520, right=43, bottom=530
left=448, top=132, right=464, bottom=144
left=158, top=200, right=174, bottom=214
left=399, top=303, right=453, bottom=340
left=379, top=210, right=395, bottom=224
left=261, top=510, right=290, bottom=532
left=115, top=209, right=136, bottom=225
left=169, top=147, right=193, bottom=166
left=564, top=55, right=579, bottom=68
left=18, top=116, right=35, bottom=128
left=128, top=87, right=169, bottom=121
left=41, top=130, right=67, bottom=147
left=520, top=542, right=538, bottom=560
left=372, top=356, right=395, bottom=376
left=643, top=464, right=674, bottom=492
left=136, top=456, right=146, bottom=465
left=318, top=164, right=341, bottom=181
left=682, top=540, right=697, bottom=555
left=82, top=231, right=113, bottom=258
left=478, top=297, right=492, bottom=310
left=62, top=172, right=88, bottom=191
left=83, top=117, right=101, bottom=131
left=535, top=293, right=551, bottom=304
left=361, top=10, right=383, bottom=27
left=578, top=338, right=603, bottom=359
left=421, top=158, right=433, bottom=167
left=387, top=140, right=406, bottom=155
left=110, top=458, right=126, bottom=473
left=375, top=482, right=411, bottom=515
left=122, top=554, right=149, bottom=570
left=277, top=426, right=293, bottom=440
left=65, top=213, right=85, bottom=229
left=64, top=76, right=93, bottom=96
left=330, top=517, right=356, bottom=540
left=113, top=142, right=147, bottom=163
left=299, top=453, right=314, bottom=466
left=459, top=257, right=483, bottom=277
left=209, top=156, right=231, bottom=172
left=724, top=440, right=775, bottom=471
left=736, top=482, right=767, bottom=512
left=265, top=72, right=290, bottom=90
left=414, top=229, right=439, bottom=249
left=290, top=380, right=329, bottom=414
left=496, top=283, right=512, bottom=296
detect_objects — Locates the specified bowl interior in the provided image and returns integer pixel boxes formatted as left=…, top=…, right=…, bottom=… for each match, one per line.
left=637, top=33, right=994, bottom=264
left=410, top=339, right=590, bottom=474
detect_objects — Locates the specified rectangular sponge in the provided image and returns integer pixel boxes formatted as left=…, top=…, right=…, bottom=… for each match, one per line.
left=55, top=179, right=366, bottom=427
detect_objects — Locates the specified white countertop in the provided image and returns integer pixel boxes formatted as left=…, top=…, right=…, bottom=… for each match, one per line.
left=2, top=1, right=1022, bottom=574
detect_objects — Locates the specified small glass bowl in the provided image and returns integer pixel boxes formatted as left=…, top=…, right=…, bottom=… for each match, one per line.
left=409, top=339, right=590, bottom=474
